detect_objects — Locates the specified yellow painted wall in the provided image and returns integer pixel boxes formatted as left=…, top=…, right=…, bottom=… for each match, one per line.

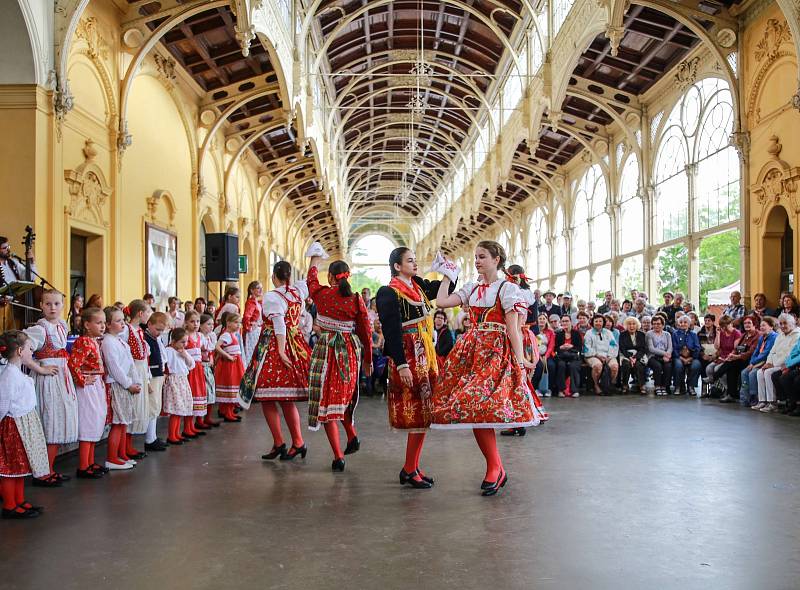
left=743, top=4, right=800, bottom=305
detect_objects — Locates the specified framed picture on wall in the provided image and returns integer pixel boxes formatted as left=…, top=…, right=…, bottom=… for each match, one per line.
left=145, top=223, right=177, bottom=313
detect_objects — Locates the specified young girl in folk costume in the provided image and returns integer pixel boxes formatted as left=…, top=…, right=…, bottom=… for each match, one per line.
left=122, top=300, right=152, bottom=460
left=0, top=331, right=50, bottom=519
left=501, top=265, right=547, bottom=437
left=67, top=308, right=110, bottom=478
left=101, top=306, right=142, bottom=471
left=215, top=286, right=241, bottom=329
left=307, top=253, right=372, bottom=472
left=162, top=328, right=196, bottom=445
left=432, top=241, right=536, bottom=496
left=199, top=314, right=220, bottom=428
left=241, top=281, right=263, bottom=366
left=214, top=313, right=245, bottom=422
left=240, top=261, right=311, bottom=462
left=142, top=312, right=169, bottom=452
left=183, top=310, right=207, bottom=437
left=23, top=289, right=78, bottom=487
left=376, top=248, right=455, bottom=489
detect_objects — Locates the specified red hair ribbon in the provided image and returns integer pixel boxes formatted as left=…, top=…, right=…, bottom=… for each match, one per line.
left=122, top=306, right=131, bottom=317
left=334, top=272, right=350, bottom=281
left=0, top=345, right=7, bottom=352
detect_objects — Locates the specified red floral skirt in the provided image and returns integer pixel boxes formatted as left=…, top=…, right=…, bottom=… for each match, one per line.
left=254, top=328, right=310, bottom=402
left=0, top=417, right=31, bottom=477
left=431, top=326, right=535, bottom=428
left=188, top=363, right=207, bottom=416
left=387, top=330, right=436, bottom=431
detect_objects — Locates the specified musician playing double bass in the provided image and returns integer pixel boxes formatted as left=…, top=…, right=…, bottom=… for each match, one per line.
left=0, top=235, right=35, bottom=330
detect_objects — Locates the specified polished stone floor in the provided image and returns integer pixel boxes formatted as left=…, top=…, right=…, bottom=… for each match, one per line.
left=2, top=395, right=800, bottom=590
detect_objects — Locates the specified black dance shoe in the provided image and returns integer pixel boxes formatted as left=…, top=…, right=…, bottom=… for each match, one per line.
left=331, top=458, right=346, bottom=472
left=167, top=439, right=184, bottom=446
left=500, top=428, right=526, bottom=437
left=76, top=468, right=104, bottom=480
left=144, top=440, right=168, bottom=452
left=2, top=507, right=40, bottom=520
left=89, top=464, right=110, bottom=474
left=32, top=476, right=62, bottom=488
left=280, top=445, right=308, bottom=461
left=481, top=471, right=508, bottom=497
left=344, top=437, right=360, bottom=455
left=181, top=433, right=198, bottom=440
left=399, top=469, right=432, bottom=489
left=418, top=471, right=435, bottom=486
left=261, top=443, right=287, bottom=460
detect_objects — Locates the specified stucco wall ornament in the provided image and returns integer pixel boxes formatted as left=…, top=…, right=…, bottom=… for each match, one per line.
left=64, top=139, right=112, bottom=227
left=75, top=17, right=109, bottom=61
left=755, top=18, right=791, bottom=63
left=147, top=190, right=177, bottom=229
left=674, top=57, right=701, bottom=91
left=751, top=135, right=800, bottom=225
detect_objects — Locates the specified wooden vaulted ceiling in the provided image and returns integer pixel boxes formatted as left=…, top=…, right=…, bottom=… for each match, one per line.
left=124, top=1, right=337, bottom=251
left=314, top=0, right=524, bottom=219
left=446, top=0, right=740, bottom=252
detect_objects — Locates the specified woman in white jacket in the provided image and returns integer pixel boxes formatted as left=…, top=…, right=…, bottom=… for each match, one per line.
left=754, top=313, right=800, bottom=413
left=583, top=315, right=620, bottom=395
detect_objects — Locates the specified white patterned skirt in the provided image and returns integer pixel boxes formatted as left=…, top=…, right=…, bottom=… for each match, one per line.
left=148, top=375, right=165, bottom=420
left=77, top=378, right=107, bottom=442
left=203, top=362, right=216, bottom=405
left=244, top=325, right=261, bottom=367
left=34, top=358, right=79, bottom=444
left=162, top=374, right=193, bottom=417
left=129, top=359, right=151, bottom=434
left=17, top=410, right=50, bottom=478
left=109, top=381, right=135, bottom=425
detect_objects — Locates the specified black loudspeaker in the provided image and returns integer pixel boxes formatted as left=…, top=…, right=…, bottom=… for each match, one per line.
left=205, top=233, right=239, bottom=282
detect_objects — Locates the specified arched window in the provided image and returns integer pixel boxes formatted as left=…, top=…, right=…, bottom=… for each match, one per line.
left=572, top=164, right=609, bottom=267
left=619, top=154, right=643, bottom=254
left=653, top=77, right=738, bottom=242
left=571, top=188, right=590, bottom=268
left=553, top=208, right=566, bottom=274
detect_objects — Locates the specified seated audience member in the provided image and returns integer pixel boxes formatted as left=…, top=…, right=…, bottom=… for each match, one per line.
left=698, top=314, right=718, bottom=374
left=586, top=301, right=597, bottom=317
left=554, top=315, right=582, bottom=397
left=687, top=312, right=701, bottom=333
left=740, top=316, right=777, bottom=406
left=674, top=292, right=686, bottom=312
left=619, top=316, right=647, bottom=394
left=753, top=314, right=800, bottom=413
left=717, top=315, right=759, bottom=403
left=559, top=292, right=576, bottom=318
left=609, top=299, right=622, bottom=315
left=609, top=311, right=622, bottom=331
left=620, top=299, right=633, bottom=319
left=658, top=292, right=678, bottom=326
left=672, top=315, right=702, bottom=395
left=532, top=313, right=556, bottom=396
left=583, top=314, right=619, bottom=395
left=603, top=314, right=620, bottom=342
left=539, top=290, right=558, bottom=318
left=751, top=292, right=773, bottom=319
left=632, top=298, right=648, bottom=319
left=369, top=319, right=388, bottom=395
left=575, top=311, right=591, bottom=336
left=682, top=301, right=694, bottom=314
left=722, top=290, right=746, bottom=329
left=598, top=291, right=613, bottom=315
left=772, top=334, right=800, bottom=415
left=640, top=315, right=652, bottom=333
left=193, top=297, right=207, bottom=315
left=433, top=309, right=454, bottom=365
left=570, top=299, right=588, bottom=324
left=548, top=314, right=562, bottom=333
left=771, top=293, right=800, bottom=319
left=646, top=316, right=673, bottom=396
left=702, top=316, right=740, bottom=398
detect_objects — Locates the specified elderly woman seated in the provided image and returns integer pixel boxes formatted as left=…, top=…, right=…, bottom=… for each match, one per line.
left=583, top=315, right=620, bottom=395
left=619, top=316, right=647, bottom=393
left=672, top=315, right=702, bottom=395
left=753, top=313, right=800, bottom=413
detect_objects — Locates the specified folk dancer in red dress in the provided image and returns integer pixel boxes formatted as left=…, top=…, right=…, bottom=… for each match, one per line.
left=67, top=308, right=109, bottom=478
left=502, top=265, right=548, bottom=437
left=24, top=290, right=79, bottom=487
left=242, top=281, right=263, bottom=366
left=122, top=300, right=152, bottom=460
left=214, top=313, right=245, bottom=422
left=306, top=249, right=372, bottom=472
left=376, top=248, right=456, bottom=489
left=0, top=331, right=50, bottom=519
left=431, top=241, right=537, bottom=496
left=183, top=310, right=208, bottom=438
left=240, top=261, right=311, bottom=462
left=101, top=307, right=142, bottom=471
left=214, top=286, right=241, bottom=329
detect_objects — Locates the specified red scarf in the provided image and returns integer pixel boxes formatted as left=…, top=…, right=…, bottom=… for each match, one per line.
left=389, top=276, right=423, bottom=303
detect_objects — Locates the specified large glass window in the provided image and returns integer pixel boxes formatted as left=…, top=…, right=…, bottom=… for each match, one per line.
left=699, top=229, right=741, bottom=310
left=619, top=255, right=644, bottom=294
left=572, top=164, right=610, bottom=266
left=618, top=155, right=643, bottom=254
left=657, top=244, right=689, bottom=298
left=553, top=209, right=566, bottom=274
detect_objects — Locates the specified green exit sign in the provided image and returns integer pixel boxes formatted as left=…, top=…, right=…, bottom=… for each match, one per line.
left=238, top=254, right=248, bottom=274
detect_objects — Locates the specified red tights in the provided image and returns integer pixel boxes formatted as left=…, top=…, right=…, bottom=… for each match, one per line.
left=167, top=415, right=183, bottom=442
left=323, top=421, right=343, bottom=459
left=78, top=441, right=98, bottom=471
left=473, top=428, right=503, bottom=482
left=219, top=403, right=237, bottom=419
left=403, top=432, right=426, bottom=474
left=343, top=412, right=357, bottom=442
left=261, top=402, right=304, bottom=448
left=182, top=416, right=198, bottom=437
left=125, top=433, right=142, bottom=456
left=106, top=424, right=128, bottom=465
left=1, top=478, right=24, bottom=511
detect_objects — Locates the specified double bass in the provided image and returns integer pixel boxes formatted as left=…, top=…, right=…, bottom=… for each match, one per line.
left=0, top=227, right=41, bottom=330
left=21, top=226, right=43, bottom=326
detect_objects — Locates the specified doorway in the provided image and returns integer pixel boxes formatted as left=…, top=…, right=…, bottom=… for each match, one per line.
left=763, top=205, right=795, bottom=303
